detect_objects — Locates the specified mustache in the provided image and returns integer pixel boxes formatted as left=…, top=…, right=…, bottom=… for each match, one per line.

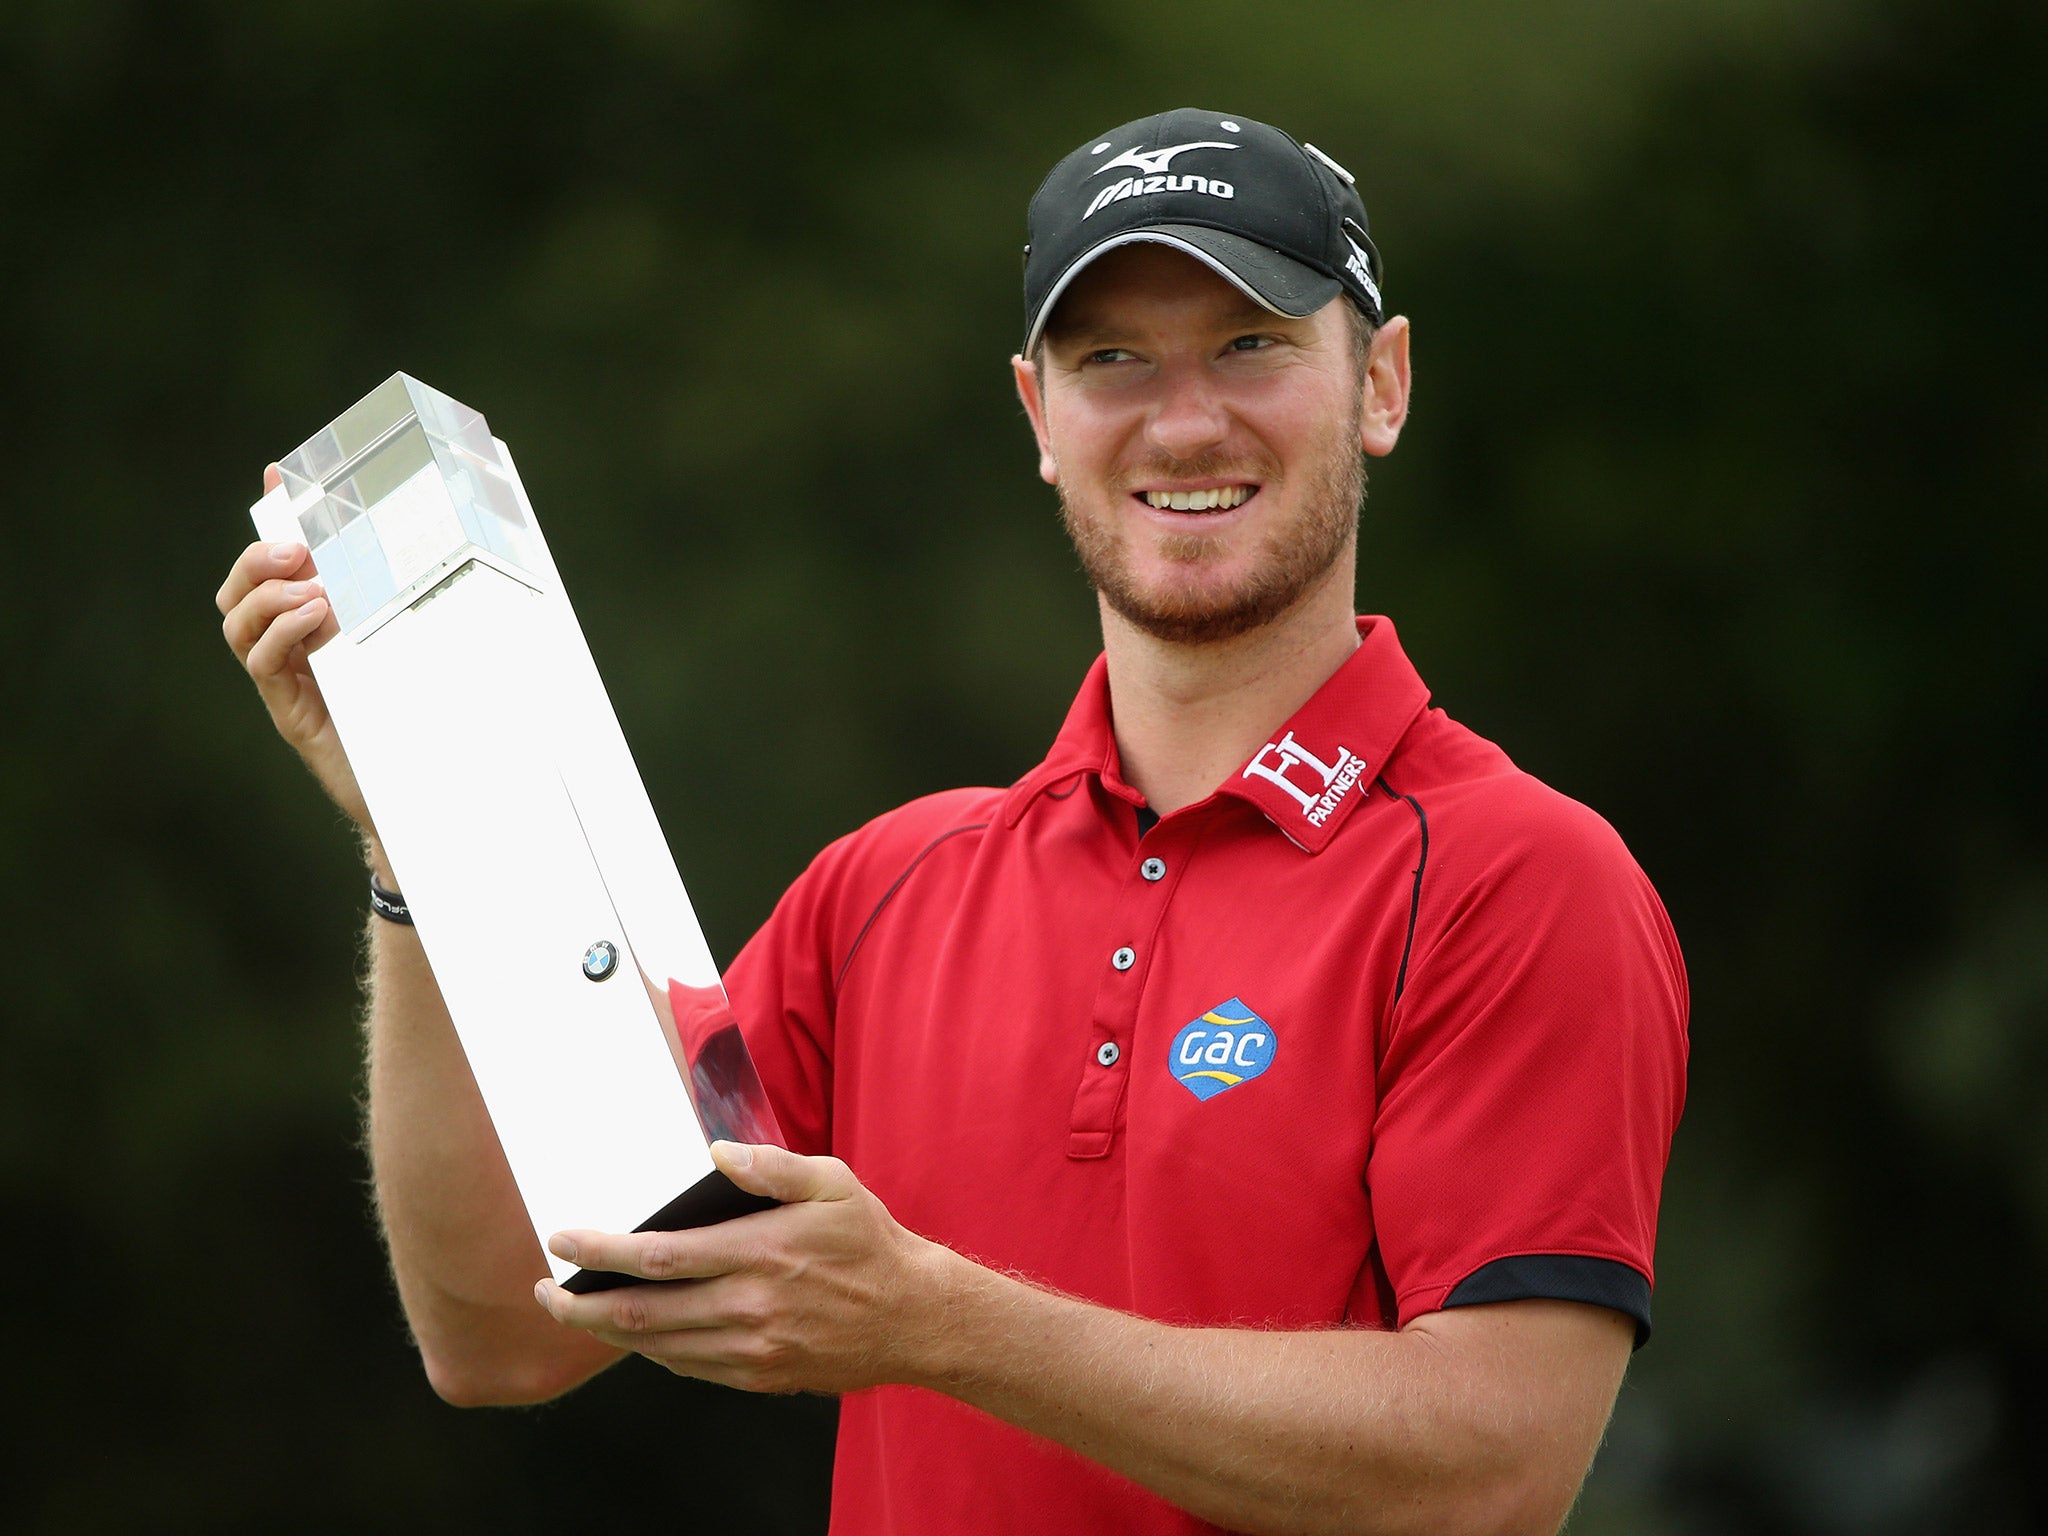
left=1110, top=450, right=1279, bottom=493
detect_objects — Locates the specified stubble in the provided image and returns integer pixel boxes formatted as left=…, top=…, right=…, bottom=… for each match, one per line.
left=1057, top=419, right=1366, bottom=646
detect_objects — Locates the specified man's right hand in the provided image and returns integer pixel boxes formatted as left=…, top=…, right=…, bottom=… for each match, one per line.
left=216, top=464, right=374, bottom=839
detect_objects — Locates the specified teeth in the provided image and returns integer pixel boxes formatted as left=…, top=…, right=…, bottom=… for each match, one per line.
left=1143, top=486, right=1252, bottom=511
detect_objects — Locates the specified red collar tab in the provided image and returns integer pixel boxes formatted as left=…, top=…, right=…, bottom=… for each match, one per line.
left=1003, top=652, right=1124, bottom=826
left=1221, top=616, right=1431, bottom=852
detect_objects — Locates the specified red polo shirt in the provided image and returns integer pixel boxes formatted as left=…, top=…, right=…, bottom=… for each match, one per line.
left=722, top=615, right=1688, bottom=1535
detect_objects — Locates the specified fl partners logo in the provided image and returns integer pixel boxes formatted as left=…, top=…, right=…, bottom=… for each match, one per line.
left=1169, top=998, right=1277, bottom=1101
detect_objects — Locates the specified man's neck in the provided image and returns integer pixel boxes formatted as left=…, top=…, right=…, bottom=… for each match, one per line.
left=1100, top=564, right=1363, bottom=817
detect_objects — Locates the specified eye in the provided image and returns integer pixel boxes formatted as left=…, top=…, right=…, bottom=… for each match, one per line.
left=1084, top=347, right=1138, bottom=365
left=1227, top=333, right=1275, bottom=352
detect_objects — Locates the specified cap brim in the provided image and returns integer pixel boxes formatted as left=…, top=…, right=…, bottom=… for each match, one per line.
left=1024, top=225, right=1343, bottom=354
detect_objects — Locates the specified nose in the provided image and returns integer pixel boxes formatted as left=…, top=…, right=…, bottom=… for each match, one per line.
left=1144, top=366, right=1230, bottom=462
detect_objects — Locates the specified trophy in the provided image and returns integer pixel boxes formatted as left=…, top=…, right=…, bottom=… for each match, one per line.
left=250, top=373, right=783, bottom=1292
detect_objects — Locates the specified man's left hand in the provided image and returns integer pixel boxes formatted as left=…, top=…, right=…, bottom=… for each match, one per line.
left=534, top=1142, right=947, bottom=1395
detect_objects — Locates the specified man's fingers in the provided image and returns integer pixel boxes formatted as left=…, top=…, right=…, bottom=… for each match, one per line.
left=222, top=574, right=327, bottom=666
left=567, top=1314, right=785, bottom=1393
left=595, top=1323, right=799, bottom=1394
left=244, top=593, right=331, bottom=679
left=215, top=538, right=309, bottom=618
left=534, top=1273, right=734, bottom=1336
left=592, top=1324, right=765, bottom=1384
left=713, top=1141, right=856, bottom=1205
left=262, top=461, right=282, bottom=494
left=534, top=1275, right=802, bottom=1394
left=546, top=1223, right=758, bottom=1284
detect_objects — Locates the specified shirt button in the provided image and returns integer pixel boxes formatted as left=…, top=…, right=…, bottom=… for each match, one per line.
left=1096, top=1041, right=1121, bottom=1067
left=1140, top=857, right=1166, bottom=882
left=1111, top=946, right=1136, bottom=971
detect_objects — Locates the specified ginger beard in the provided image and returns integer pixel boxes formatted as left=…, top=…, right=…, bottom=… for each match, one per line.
left=1055, top=406, right=1366, bottom=646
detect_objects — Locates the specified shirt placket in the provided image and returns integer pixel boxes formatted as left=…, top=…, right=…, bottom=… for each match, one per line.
left=1067, top=817, right=1199, bottom=1159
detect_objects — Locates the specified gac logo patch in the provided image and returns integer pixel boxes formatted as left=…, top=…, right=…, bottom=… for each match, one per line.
left=1171, top=997, right=1276, bottom=1101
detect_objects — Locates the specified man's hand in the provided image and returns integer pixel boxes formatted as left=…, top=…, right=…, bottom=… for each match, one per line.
left=538, top=1138, right=1630, bottom=1534
left=534, top=1142, right=950, bottom=1396
left=216, top=464, right=375, bottom=839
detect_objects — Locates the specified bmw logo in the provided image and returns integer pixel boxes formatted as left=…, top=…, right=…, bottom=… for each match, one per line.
left=582, top=939, right=619, bottom=982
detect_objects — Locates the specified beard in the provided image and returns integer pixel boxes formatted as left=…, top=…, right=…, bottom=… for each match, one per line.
left=1056, top=422, right=1365, bottom=646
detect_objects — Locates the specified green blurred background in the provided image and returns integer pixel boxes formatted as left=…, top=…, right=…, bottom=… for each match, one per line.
left=3, top=0, right=2042, bottom=1529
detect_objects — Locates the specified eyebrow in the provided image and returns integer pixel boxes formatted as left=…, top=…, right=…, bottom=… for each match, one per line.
left=1049, top=301, right=1287, bottom=350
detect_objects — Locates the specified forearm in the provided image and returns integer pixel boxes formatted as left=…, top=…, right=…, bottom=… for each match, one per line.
left=533, top=1148, right=1628, bottom=1528
left=360, top=840, right=619, bottom=1405
left=907, top=1253, right=1618, bottom=1536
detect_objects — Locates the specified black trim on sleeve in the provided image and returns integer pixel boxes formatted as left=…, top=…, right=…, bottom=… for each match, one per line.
left=836, top=823, right=990, bottom=988
left=1375, top=778, right=1428, bottom=1006
left=1444, top=1255, right=1654, bottom=1348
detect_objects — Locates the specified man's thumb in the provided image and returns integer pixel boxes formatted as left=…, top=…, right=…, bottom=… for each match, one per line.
left=711, top=1140, right=846, bottom=1203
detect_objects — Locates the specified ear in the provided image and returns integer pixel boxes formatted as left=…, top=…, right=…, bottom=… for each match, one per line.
left=1358, top=315, right=1412, bottom=459
left=1011, top=353, right=1060, bottom=485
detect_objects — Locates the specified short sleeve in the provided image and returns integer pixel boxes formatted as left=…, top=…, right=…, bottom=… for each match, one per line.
left=1367, top=787, right=1688, bottom=1343
left=719, top=841, right=855, bottom=1159
left=718, top=788, right=1005, bottom=1160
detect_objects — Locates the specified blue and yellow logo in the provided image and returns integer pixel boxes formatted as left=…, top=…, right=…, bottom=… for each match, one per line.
left=1170, top=997, right=1277, bottom=1101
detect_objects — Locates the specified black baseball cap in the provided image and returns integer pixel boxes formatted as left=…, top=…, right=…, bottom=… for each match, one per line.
left=1022, top=107, right=1384, bottom=354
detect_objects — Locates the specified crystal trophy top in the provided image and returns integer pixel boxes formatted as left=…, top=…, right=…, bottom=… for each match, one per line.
left=252, top=373, right=782, bottom=1290
left=277, top=374, right=543, bottom=637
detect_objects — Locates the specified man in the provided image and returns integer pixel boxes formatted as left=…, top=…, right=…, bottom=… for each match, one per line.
left=218, top=109, right=1686, bottom=1535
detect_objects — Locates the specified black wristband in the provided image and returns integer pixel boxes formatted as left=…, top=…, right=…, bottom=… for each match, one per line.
left=369, top=876, right=414, bottom=926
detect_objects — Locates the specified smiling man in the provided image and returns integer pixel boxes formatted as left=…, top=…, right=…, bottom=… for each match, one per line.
left=219, top=109, right=1687, bottom=1536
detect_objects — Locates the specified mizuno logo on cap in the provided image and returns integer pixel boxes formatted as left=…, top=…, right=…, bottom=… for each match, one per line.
left=1343, top=236, right=1382, bottom=310
left=1083, top=140, right=1239, bottom=219
left=1092, top=141, right=1239, bottom=178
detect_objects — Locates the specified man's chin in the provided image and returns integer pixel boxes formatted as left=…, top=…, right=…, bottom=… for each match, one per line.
left=1100, top=583, right=1298, bottom=645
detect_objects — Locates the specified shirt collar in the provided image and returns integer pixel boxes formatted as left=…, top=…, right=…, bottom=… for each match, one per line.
left=1002, top=616, right=1432, bottom=852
